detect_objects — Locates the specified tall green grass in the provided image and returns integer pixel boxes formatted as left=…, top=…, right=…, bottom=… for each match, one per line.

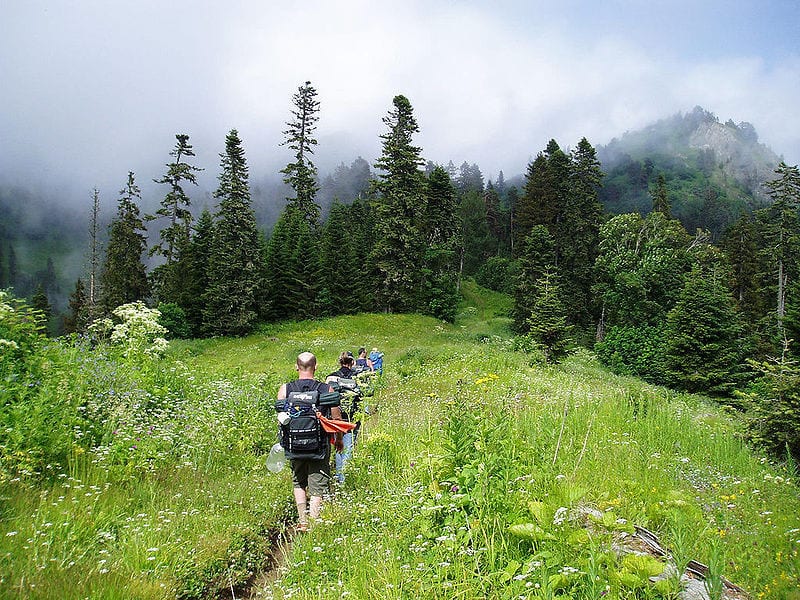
left=2, top=283, right=799, bottom=598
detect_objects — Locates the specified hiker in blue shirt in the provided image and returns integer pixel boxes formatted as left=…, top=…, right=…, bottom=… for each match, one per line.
left=368, top=347, right=384, bottom=375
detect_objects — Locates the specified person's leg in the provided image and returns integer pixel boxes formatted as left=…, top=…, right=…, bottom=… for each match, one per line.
left=309, top=494, right=323, bottom=519
left=294, top=487, right=308, bottom=525
left=335, top=432, right=353, bottom=484
left=291, top=460, right=310, bottom=527
left=306, top=457, right=331, bottom=524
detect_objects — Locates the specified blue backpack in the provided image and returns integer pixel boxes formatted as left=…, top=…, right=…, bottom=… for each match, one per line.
left=369, top=351, right=384, bottom=374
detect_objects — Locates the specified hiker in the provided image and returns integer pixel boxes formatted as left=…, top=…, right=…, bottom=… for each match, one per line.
left=277, top=352, right=343, bottom=530
left=326, top=351, right=361, bottom=484
left=369, top=347, right=384, bottom=375
left=355, top=347, right=372, bottom=373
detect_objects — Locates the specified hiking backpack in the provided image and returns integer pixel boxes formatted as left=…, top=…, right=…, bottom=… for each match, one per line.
left=276, top=381, right=341, bottom=460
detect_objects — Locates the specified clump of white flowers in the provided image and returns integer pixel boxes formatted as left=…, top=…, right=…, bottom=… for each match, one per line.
left=89, top=301, right=168, bottom=360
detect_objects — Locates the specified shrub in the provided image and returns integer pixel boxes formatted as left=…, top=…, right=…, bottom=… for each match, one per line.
left=741, top=349, right=800, bottom=460
left=595, top=324, right=667, bottom=383
left=158, top=302, right=192, bottom=339
left=475, top=256, right=518, bottom=293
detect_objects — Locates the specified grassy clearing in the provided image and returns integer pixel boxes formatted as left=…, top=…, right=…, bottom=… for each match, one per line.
left=2, top=283, right=799, bottom=598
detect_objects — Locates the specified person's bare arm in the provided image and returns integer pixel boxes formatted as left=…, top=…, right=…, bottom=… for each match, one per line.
left=277, top=383, right=287, bottom=400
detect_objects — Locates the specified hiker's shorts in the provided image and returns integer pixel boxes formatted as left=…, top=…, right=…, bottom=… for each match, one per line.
left=290, top=457, right=331, bottom=496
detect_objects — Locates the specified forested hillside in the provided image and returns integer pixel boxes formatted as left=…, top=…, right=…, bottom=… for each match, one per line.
left=2, top=86, right=799, bottom=467
left=598, top=106, right=782, bottom=239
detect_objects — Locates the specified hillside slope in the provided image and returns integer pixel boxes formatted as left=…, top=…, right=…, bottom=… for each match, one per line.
left=597, top=106, right=781, bottom=238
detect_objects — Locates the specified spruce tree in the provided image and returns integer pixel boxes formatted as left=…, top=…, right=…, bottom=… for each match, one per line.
left=8, top=245, right=18, bottom=290
left=148, top=134, right=202, bottom=303
left=319, top=201, right=359, bottom=315
left=763, top=162, right=800, bottom=332
left=421, top=166, right=460, bottom=320
left=458, top=189, right=492, bottom=277
left=524, top=269, right=573, bottom=364
left=281, top=81, right=321, bottom=224
left=99, top=172, right=149, bottom=312
left=31, top=284, right=51, bottom=322
left=720, top=215, right=764, bottom=323
left=264, top=205, right=322, bottom=321
left=651, top=173, right=671, bottom=218
left=369, top=94, right=426, bottom=313
left=513, top=226, right=556, bottom=332
left=203, top=130, right=264, bottom=336
left=87, top=187, right=101, bottom=320
left=663, top=266, right=743, bottom=394
left=64, top=278, right=88, bottom=334
left=182, top=208, right=214, bottom=335
left=0, top=244, right=5, bottom=288
left=564, top=137, right=604, bottom=327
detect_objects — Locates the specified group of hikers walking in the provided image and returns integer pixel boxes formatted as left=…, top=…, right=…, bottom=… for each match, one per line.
left=274, top=348, right=383, bottom=531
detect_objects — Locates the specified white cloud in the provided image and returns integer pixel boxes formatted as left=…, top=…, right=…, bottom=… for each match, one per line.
left=1, top=0, right=798, bottom=201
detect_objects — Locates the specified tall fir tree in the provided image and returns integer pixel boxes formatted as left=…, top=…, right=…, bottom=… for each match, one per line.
left=663, top=266, right=743, bottom=394
left=0, top=244, right=6, bottom=288
left=651, top=173, right=672, bottom=218
left=421, top=166, right=460, bottom=320
left=524, top=268, right=573, bottom=364
left=281, top=81, right=321, bottom=224
left=203, top=130, right=264, bottom=336
left=319, top=201, right=358, bottom=316
left=369, top=94, right=426, bottom=313
left=64, top=278, right=88, bottom=334
left=181, top=208, right=214, bottom=335
left=8, top=245, right=18, bottom=290
left=563, top=137, right=604, bottom=327
left=762, top=162, right=800, bottom=332
left=720, top=215, right=764, bottom=323
left=99, top=172, right=149, bottom=312
left=458, top=189, right=492, bottom=277
left=513, top=225, right=556, bottom=332
left=264, top=205, right=323, bottom=321
left=148, top=134, right=202, bottom=303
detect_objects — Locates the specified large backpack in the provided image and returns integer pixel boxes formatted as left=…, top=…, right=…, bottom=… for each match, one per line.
left=277, top=380, right=339, bottom=460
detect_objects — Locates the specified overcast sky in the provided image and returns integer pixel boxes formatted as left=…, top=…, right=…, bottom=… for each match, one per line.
left=2, top=0, right=799, bottom=203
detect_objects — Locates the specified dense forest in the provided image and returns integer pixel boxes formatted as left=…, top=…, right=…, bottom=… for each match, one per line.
left=2, top=85, right=798, bottom=458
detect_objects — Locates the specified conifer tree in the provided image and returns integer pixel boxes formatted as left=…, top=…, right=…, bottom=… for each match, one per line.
left=319, top=201, right=357, bottom=315
left=281, top=81, right=321, bottom=224
left=369, top=94, right=426, bottom=313
left=763, top=162, right=800, bottom=331
left=651, top=173, right=671, bottom=218
left=182, top=208, right=214, bottom=335
left=64, top=278, right=88, bottom=334
left=458, top=189, right=492, bottom=277
left=8, top=245, right=18, bottom=289
left=148, top=134, right=202, bottom=302
left=421, top=166, right=460, bottom=320
left=524, top=269, right=573, bottom=364
left=564, top=137, right=604, bottom=326
left=203, top=130, right=263, bottom=336
left=513, top=226, right=556, bottom=332
left=31, top=284, right=51, bottom=322
left=99, top=172, right=149, bottom=312
left=0, top=244, right=6, bottom=288
left=720, top=215, right=764, bottom=323
left=264, top=206, right=322, bottom=321
left=663, top=266, right=743, bottom=393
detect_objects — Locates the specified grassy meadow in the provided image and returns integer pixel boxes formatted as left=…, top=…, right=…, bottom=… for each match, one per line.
left=1, top=282, right=799, bottom=598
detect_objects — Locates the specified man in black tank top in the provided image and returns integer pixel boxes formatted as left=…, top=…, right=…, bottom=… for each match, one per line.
left=277, top=352, right=343, bottom=530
